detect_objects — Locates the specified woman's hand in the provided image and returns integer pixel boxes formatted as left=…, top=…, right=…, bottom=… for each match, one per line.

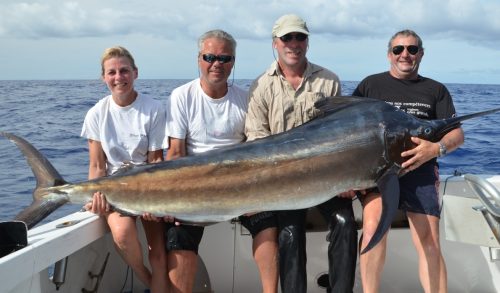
left=85, top=192, right=110, bottom=216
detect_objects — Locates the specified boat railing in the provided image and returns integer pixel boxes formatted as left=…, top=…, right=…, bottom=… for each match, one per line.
left=464, top=174, right=500, bottom=217
left=463, top=174, right=500, bottom=261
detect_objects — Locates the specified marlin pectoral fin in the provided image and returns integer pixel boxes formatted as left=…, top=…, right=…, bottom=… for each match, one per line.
left=14, top=197, right=68, bottom=229
left=360, top=167, right=400, bottom=254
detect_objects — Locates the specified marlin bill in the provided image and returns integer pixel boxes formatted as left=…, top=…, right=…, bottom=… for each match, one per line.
left=2, top=96, right=499, bottom=253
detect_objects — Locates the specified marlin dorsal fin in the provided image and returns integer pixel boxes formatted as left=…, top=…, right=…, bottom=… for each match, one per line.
left=314, top=96, right=379, bottom=116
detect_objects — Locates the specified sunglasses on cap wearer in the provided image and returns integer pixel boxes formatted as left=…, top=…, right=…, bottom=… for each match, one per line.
left=392, top=45, right=420, bottom=55
left=202, top=54, right=234, bottom=64
left=279, top=33, right=308, bottom=43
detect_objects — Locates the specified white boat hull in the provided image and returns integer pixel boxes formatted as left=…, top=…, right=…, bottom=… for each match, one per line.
left=1, top=175, right=499, bottom=292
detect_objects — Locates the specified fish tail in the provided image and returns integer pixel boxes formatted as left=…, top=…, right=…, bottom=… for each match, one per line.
left=1, top=132, right=69, bottom=228
left=13, top=198, right=67, bottom=229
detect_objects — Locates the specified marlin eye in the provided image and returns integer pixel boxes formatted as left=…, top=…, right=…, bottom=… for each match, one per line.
left=424, top=128, right=432, bottom=135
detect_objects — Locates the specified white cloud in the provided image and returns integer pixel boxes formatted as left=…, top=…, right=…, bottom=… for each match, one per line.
left=1, top=0, right=499, bottom=44
left=0, top=0, right=499, bottom=83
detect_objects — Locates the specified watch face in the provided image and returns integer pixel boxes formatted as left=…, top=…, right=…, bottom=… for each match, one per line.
left=439, top=142, right=447, bottom=157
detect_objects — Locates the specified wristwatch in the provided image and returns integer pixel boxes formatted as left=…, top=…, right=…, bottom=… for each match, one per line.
left=438, top=141, right=447, bottom=157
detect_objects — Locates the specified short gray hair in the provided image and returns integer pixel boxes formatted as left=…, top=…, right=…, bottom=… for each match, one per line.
left=198, top=29, right=237, bottom=55
left=387, top=29, right=424, bottom=53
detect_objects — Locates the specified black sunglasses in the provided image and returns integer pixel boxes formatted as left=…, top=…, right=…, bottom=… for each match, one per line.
left=392, top=45, right=420, bottom=55
left=202, top=54, right=234, bottom=64
left=279, top=33, right=308, bottom=43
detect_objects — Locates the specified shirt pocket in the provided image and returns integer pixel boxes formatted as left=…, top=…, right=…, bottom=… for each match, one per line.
left=125, top=133, right=149, bottom=158
left=294, top=92, right=326, bottom=125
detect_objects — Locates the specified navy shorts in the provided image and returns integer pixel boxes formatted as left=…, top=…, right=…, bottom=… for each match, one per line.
left=164, top=223, right=204, bottom=254
left=362, top=161, right=441, bottom=217
left=398, top=161, right=442, bottom=218
left=239, top=211, right=278, bottom=238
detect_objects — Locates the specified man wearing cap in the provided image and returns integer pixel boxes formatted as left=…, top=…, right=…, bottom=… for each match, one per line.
left=243, top=14, right=358, bottom=293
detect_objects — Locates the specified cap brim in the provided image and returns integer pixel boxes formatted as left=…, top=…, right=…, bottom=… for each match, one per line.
left=274, top=27, right=310, bottom=37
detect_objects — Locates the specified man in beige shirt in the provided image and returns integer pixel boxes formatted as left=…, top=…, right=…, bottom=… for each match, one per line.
left=242, top=14, right=358, bottom=293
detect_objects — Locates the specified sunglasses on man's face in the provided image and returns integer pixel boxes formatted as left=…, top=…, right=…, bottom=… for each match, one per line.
left=392, top=45, right=420, bottom=55
left=202, top=54, right=234, bottom=64
left=279, top=33, right=308, bottom=43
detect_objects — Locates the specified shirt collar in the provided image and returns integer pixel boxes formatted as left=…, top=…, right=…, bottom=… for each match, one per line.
left=266, top=60, right=323, bottom=80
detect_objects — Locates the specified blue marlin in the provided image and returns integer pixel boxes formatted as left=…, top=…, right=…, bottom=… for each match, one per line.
left=2, top=97, right=499, bottom=253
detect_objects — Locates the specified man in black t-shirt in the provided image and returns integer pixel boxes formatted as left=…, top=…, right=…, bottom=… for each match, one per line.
left=353, top=30, right=464, bottom=293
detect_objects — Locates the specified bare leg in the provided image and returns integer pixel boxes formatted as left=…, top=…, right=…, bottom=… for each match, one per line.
left=142, top=220, right=169, bottom=293
left=168, top=250, right=198, bottom=293
left=106, top=212, right=152, bottom=288
left=359, top=193, right=388, bottom=293
left=407, top=212, right=447, bottom=293
left=253, top=227, right=279, bottom=293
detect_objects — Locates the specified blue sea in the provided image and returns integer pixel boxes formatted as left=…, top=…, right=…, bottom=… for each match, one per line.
left=0, top=80, right=499, bottom=224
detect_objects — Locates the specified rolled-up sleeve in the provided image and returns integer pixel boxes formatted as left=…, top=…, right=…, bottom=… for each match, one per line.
left=245, top=80, right=272, bottom=141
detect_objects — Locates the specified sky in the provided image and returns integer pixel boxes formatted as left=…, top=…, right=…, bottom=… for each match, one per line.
left=1, top=0, right=499, bottom=84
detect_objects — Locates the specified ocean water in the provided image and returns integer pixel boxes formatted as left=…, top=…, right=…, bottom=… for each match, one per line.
left=0, top=80, right=499, bottom=224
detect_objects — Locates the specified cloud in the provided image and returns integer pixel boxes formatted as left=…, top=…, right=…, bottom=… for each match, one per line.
left=0, top=0, right=499, bottom=83
left=1, top=0, right=499, bottom=46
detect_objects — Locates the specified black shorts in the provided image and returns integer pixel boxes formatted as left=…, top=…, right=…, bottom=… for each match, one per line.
left=165, top=223, right=204, bottom=254
left=239, top=211, right=278, bottom=238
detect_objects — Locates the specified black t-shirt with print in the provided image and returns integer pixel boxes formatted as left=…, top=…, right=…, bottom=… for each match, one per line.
left=352, top=71, right=457, bottom=120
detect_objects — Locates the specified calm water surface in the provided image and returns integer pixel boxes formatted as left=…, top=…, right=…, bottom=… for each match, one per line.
left=0, top=80, right=499, bottom=224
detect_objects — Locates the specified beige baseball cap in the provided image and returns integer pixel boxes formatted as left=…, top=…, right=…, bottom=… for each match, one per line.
left=272, top=14, right=309, bottom=38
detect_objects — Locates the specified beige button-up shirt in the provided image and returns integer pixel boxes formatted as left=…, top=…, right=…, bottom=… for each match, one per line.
left=245, top=60, right=341, bottom=141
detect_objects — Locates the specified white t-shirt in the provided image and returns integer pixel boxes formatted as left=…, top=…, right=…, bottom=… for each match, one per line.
left=167, top=78, right=248, bottom=155
left=81, top=94, right=167, bottom=175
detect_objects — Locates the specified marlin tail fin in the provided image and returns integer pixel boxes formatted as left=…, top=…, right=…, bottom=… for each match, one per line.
left=0, top=132, right=69, bottom=228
